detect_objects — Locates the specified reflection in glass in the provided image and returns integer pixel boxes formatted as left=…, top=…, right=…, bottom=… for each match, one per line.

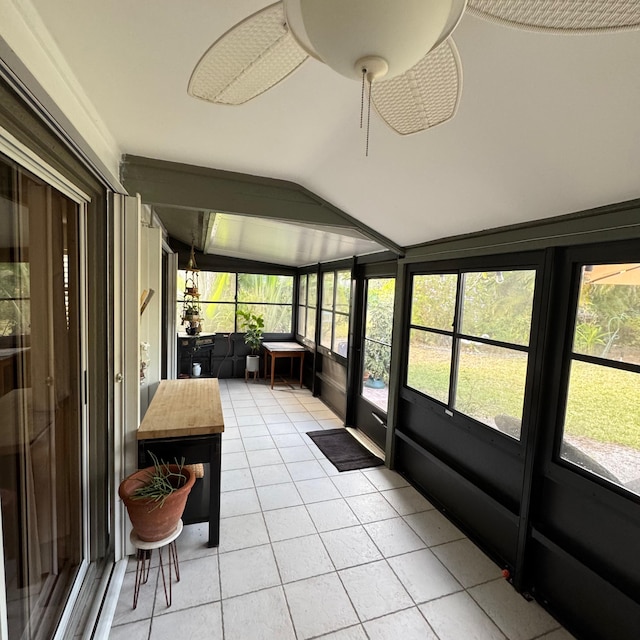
left=573, top=264, right=640, bottom=365
left=407, top=329, right=451, bottom=404
left=562, top=361, right=640, bottom=495
left=455, top=342, right=527, bottom=438
left=460, top=270, right=535, bottom=346
left=1, top=161, right=83, bottom=639
left=411, top=274, right=457, bottom=331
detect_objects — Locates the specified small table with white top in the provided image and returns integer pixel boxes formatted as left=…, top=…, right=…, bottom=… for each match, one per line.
left=262, top=342, right=306, bottom=389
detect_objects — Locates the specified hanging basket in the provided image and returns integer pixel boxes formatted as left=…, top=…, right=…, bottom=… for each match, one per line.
left=119, top=464, right=195, bottom=542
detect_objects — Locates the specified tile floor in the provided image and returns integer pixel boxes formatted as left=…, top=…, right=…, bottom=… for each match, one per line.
left=109, top=379, right=575, bottom=640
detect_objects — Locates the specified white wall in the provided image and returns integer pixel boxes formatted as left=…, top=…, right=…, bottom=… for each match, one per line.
left=139, top=221, right=162, bottom=417
left=0, top=0, right=122, bottom=187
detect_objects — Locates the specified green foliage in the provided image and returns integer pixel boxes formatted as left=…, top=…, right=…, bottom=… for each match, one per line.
left=236, top=309, right=264, bottom=354
left=407, top=351, right=640, bottom=450
left=364, top=278, right=395, bottom=382
left=574, top=322, right=607, bottom=354
left=177, top=270, right=294, bottom=334
left=364, top=341, right=391, bottom=381
left=459, top=270, right=535, bottom=345
left=575, top=278, right=640, bottom=359
left=132, top=452, right=187, bottom=510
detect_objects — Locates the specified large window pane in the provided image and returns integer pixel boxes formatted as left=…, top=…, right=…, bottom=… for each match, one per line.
left=561, top=361, right=640, bottom=495
left=455, top=342, right=528, bottom=437
left=411, top=274, right=457, bottom=330
left=573, top=264, right=640, bottom=365
left=238, top=274, right=293, bottom=303
left=297, top=305, right=305, bottom=337
left=407, top=329, right=451, bottom=404
left=460, top=270, right=535, bottom=345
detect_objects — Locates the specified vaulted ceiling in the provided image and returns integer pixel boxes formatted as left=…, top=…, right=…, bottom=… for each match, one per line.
left=20, top=1, right=640, bottom=248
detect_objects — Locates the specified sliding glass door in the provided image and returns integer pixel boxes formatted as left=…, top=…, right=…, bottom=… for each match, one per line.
left=0, top=154, right=86, bottom=639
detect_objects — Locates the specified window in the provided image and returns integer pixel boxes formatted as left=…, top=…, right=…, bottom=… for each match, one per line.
left=237, top=273, right=293, bottom=332
left=560, top=263, right=640, bottom=496
left=362, top=277, right=395, bottom=412
left=0, top=158, right=85, bottom=639
left=297, top=272, right=317, bottom=342
left=320, top=269, right=351, bottom=357
left=0, top=262, right=30, bottom=337
left=177, top=271, right=294, bottom=334
left=407, top=269, right=536, bottom=439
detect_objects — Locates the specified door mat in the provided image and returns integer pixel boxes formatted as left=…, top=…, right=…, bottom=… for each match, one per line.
left=306, top=428, right=384, bottom=472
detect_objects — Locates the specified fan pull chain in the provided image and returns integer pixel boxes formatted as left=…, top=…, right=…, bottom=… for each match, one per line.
left=360, top=68, right=366, bottom=129
left=366, top=76, right=373, bottom=157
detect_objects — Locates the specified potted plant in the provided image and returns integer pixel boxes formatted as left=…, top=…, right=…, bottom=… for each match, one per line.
left=182, top=304, right=200, bottom=323
left=118, top=453, right=195, bottom=542
left=364, top=354, right=389, bottom=388
left=236, top=309, right=264, bottom=373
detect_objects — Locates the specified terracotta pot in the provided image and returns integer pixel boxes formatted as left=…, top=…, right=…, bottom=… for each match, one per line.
left=119, top=464, right=195, bottom=542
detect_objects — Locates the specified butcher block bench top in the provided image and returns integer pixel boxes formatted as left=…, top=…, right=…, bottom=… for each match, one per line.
left=137, top=378, right=224, bottom=440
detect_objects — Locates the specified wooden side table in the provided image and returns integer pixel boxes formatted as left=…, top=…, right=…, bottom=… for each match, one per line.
left=262, top=342, right=306, bottom=389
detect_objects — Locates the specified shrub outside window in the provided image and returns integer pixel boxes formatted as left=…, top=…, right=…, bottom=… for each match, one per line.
left=407, top=269, right=536, bottom=439
left=177, top=271, right=293, bottom=334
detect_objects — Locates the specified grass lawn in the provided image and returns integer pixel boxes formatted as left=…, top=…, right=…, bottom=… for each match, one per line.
left=408, top=346, right=640, bottom=450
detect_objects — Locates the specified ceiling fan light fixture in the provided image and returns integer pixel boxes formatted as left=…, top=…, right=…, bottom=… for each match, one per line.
left=356, top=56, right=389, bottom=83
left=284, top=0, right=467, bottom=81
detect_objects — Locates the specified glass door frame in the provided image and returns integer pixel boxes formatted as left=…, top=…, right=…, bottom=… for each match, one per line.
left=0, top=125, right=91, bottom=640
left=347, top=261, right=397, bottom=452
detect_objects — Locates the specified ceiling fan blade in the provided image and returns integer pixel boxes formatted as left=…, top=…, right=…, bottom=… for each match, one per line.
left=467, top=0, right=640, bottom=33
left=371, top=39, right=462, bottom=136
left=188, top=2, right=308, bottom=105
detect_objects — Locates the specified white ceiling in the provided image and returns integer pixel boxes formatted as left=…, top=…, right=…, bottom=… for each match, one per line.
left=29, top=0, right=640, bottom=248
